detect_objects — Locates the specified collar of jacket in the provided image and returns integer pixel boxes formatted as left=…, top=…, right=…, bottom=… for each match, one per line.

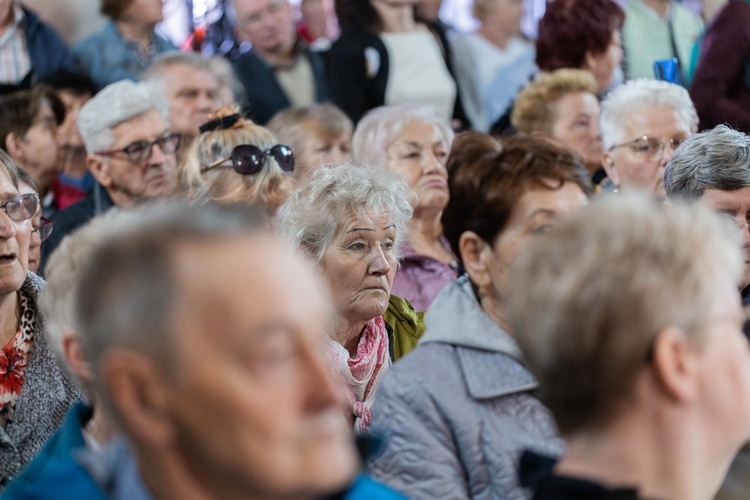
left=420, top=275, right=538, bottom=399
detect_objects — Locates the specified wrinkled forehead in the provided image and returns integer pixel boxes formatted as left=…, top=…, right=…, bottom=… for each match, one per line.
left=162, top=65, right=219, bottom=93
left=621, top=105, right=692, bottom=141
left=110, top=109, right=169, bottom=146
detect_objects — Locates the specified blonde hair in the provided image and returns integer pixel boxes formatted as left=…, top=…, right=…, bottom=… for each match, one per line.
left=511, top=69, right=597, bottom=135
left=179, top=108, right=293, bottom=210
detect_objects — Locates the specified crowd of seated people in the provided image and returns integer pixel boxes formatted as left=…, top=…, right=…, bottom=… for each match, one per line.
left=2, top=0, right=750, bottom=498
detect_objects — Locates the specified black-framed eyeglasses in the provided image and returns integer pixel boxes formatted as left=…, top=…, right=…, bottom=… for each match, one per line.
left=96, top=132, right=181, bottom=163
left=200, top=144, right=295, bottom=175
left=32, top=217, right=53, bottom=242
left=0, top=193, right=39, bottom=222
left=608, top=136, right=686, bottom=159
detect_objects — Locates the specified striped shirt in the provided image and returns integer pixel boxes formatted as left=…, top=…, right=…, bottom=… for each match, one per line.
left=0, top=4, right=30, bottom=85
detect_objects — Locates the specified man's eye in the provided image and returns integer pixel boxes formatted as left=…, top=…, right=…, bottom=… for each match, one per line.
left=124, top=141, right=149, bottom=154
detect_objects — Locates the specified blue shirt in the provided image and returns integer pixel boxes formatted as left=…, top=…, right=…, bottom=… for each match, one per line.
left=72, top=22, right=176, bottom=90
left=2, top=402, right=105, bottom=499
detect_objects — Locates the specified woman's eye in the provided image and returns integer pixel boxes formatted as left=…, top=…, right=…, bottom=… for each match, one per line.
left=404, top=152, right=421, bottom=160
left=383, top=239, right=395, bottom=250
left=348, top=242, right=366, bottom=251
left=532, top=225, right=553, bottom=235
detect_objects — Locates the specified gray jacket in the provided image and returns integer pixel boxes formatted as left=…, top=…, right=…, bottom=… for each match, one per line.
left=367, top=276, right=563, bottom=499
left=0, top=273, right=81, bottom=487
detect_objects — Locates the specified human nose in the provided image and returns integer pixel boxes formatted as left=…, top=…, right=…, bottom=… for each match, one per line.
left=0, top=210, right=18, bottom=240
left=657, top=140, right=679, bottom=166
left=196, top=92, right=215, bottom=112
left=368, top=245, right=392, bottom=276
left=149, top=139, right=171, bottom=165
left=423, top=151, right=446, bottom=175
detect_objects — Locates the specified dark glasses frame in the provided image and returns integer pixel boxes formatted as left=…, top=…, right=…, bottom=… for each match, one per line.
left=200, top=144, right=295, bottom=175
left=32, top=217, right=53, bottom=242
left=96, top=132, right=182, bottom=163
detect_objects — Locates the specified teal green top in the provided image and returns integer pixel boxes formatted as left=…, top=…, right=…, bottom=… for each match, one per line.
left=622, top=0, right=704, bottom=84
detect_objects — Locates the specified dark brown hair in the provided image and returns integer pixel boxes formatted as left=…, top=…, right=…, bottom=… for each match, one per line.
left=100, top=0, right=134, bottom=20
left=0, top=85, right=65, bottom=153
left=441, top=132, right=593, bottom=265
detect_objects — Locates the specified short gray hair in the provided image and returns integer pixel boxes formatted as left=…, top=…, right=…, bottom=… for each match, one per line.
left=277, top=164, right=414, bottom=263
left=351, top=104, right=454, bottom=167
left=40, top=209, right=141, bottom=401
left=665, top=125, right=750, bottom=200
left=75, top=201, right=264, bottom=415
left=77, top=80, right=169, bottom=154
left=600, top=79, right=698, bottom=149
left=507, top=193, right=742, bottom=435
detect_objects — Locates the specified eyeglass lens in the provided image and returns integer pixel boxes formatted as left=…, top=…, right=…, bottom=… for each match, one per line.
left=34, top=218, right=53, bottom=241
left=231, top=145, right=295, bottom=174
left=124, top=133, right=181, bottom=162
left=2, top=193, right=39, bottom=222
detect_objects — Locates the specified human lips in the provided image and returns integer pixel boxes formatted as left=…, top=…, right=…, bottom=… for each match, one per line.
left=0, top=251, right=18, bottom=266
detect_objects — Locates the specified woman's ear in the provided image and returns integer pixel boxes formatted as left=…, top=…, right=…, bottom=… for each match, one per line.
left=459, top=231, right=492, bottom=290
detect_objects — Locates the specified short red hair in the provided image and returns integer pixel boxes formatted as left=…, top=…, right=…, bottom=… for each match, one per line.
left=536, top=0, right=624, bottom=72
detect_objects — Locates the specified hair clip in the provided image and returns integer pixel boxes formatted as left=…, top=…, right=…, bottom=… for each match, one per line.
left=199, top=113, right=241, bottom=134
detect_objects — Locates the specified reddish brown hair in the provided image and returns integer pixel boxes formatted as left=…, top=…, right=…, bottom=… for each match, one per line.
left=536, top=0, right=624, bottom=72
left=442, top=132, right=592, bottom=265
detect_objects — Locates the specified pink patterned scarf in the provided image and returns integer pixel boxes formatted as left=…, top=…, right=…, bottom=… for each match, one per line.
left=326, top=316, right=391, bottom=433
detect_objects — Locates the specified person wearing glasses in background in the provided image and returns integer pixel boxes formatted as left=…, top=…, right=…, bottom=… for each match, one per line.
left=0, top=150, right=80, bottom=489
left=42, top=80, right=180, bottom=272
left=17, top=169, right=53, bottom=274
left=599, top=79, right=697, bottom=199
left=179, top=107, right=294, bottom=217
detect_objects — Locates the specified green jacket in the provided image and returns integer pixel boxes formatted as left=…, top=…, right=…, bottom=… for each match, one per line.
left=384, top=295, right=425, bottom=360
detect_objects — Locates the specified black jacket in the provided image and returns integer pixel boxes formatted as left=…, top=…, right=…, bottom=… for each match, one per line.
left=231, top=44, right=330, bottom=124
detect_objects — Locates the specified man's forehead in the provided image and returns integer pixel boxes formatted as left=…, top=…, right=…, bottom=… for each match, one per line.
left=111, top=110, right=167, bottom=144
left=164, top=65, right=218, bottom=88
left=702, top=186, right=750, bottom=211
left=236, top=0, right=285, bottom=16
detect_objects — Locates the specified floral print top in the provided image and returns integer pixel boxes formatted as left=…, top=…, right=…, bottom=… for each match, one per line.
left=0, top=293, right=33, bottom=428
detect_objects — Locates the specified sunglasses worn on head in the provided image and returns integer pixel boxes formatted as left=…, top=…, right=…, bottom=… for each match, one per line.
left=200, top=144, right=295, bottom=175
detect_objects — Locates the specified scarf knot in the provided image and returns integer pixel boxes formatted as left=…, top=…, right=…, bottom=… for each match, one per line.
left=326, top=316, right=390, bottom=434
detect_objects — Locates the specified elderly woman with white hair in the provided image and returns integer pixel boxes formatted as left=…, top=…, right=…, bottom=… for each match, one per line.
left=600, top=79, right=698, bottom=199
left=352, top=104, right=458, bottom=312
left=278, top=164, right=413, bottom=433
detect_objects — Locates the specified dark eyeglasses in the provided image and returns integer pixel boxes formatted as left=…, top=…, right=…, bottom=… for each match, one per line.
left=96, top=132, right=181, bottom=163
left=32, top=217, right=53, bottom=242
left=608, top=135, right=686, bottom=159
left=0, top=193, right=39, bottom=222
left=200, top=144, right=295, bottom=175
